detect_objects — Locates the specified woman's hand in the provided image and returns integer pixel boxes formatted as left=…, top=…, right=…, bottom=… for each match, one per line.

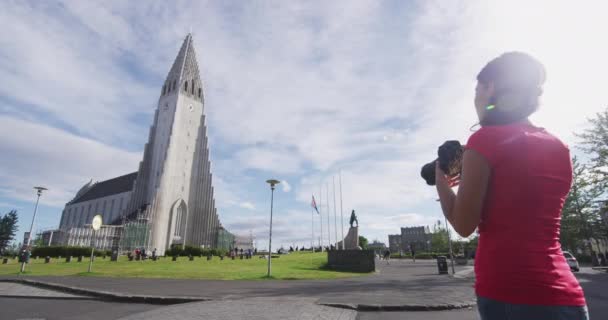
left=435, top=150, right=490, bottom=237
left=435, top=163, right=460, bottom=188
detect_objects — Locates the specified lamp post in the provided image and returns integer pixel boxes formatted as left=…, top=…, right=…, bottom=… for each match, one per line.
left=266, top=179, right=280, bottom=278
left=21, top=186, right=47, bottom=273
left=444, top=215, right=456, bottom=275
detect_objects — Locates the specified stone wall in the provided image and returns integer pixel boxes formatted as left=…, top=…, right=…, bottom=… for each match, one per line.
left=327, top=249, right=375, bottom=272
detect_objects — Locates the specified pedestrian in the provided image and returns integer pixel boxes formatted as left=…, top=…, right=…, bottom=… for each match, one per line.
left=410, top=244, right=416, bottom=263
left=383, top=249, right=391, bottom=265
left=152, top=248, right=157, bottom=260
left=435, top=52, right=588, bottom=319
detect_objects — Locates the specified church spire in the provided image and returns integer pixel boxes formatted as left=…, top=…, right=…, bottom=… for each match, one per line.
left=161, top=33, right=203, bottom=99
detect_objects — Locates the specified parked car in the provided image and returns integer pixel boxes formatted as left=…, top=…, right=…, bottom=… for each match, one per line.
left=563, top=251, right=580, bottom=272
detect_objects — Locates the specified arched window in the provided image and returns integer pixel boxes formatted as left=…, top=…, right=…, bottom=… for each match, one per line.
left=184, top=81, right=188, bottom=92
left=162, top=85, right=166, bottom=95
left=198, top=88, right=202, bottom=98
left=191, top=83, right=195, bottom=95
left=172, top=80, right=176, bottom=91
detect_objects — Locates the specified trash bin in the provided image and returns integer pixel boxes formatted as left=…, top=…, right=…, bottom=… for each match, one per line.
left=436, top=256, right=448, bottom=274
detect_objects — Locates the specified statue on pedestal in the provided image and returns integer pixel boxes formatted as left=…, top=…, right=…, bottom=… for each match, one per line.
left=349, top=210, right=359, bottom=228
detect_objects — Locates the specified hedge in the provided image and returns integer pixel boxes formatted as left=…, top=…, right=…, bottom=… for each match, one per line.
left=31, top=246, right=111, bottom=258
left=389, top=253, right=452, bottom=259
left=165, top=245, right=227, bottom=257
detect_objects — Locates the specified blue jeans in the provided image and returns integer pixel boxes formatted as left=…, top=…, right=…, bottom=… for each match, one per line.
left=477, top=296, right=589, bottom=320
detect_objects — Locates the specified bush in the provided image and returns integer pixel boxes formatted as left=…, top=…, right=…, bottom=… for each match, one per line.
left=574, top=254, right=592, bottom=264
left=31, top=246, right=111, bottom=258
left=389, top=252, right=451, bottom=259
left=164, top=245, right=228, bottom=257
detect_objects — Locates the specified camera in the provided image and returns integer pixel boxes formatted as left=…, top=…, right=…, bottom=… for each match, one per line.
left=420, top=140, right=464, bottom=186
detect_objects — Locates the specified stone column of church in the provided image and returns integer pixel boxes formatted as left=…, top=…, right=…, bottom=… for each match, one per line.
left=196, top=134, right=210, bottom=246
left=207, top=195, right=216, bottom=247
left=212, top=212, right=219, bottom=248
left=59, top=210, right=66, bottom=229
left=186, top=115, right=202, bottom=246
left=191, top=120, right=207, bottom=246
left=202, top=144, right=212, bottom=246
left=202, top=136, right=214, bottom=247
left=212, top=209, right=219, bottom=248
left=200, top=127, right=212, bottom=246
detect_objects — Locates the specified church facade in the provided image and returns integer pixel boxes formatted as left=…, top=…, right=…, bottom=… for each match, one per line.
left=57, top=34, right=231, bottom=254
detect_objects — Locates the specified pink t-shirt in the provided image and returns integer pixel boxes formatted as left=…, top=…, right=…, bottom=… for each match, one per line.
left=467, top=122, right=586, bottom=306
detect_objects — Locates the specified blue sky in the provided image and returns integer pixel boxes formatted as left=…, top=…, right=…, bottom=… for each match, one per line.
left=1, top=1, right=607, bottom=249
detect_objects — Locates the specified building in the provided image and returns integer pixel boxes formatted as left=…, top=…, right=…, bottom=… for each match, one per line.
left=56, top=34, right=231, bottom=254
left=367, top=240, right=387, bottom=255
left=234, top=235, right=254, bottom=251
left=59, top=173, right=137, bottom=229
left=388, top=226, right=432, bottom=253
left=400, top=226, right=431, bottom=252
left=388, top=234, right=401, bottom=253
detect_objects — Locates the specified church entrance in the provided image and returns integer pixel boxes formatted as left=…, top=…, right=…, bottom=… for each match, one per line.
left=168, top=199, right=188, bottom=247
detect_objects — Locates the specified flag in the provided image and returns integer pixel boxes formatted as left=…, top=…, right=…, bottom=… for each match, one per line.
left=311, top=195, right=319, bottom=214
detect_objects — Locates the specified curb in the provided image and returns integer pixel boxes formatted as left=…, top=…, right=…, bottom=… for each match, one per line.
left=0, top=294, right=99, bottom=301
left=0, top=279, right=208, bottom=305
left=319, top=302, right=475, bottom=312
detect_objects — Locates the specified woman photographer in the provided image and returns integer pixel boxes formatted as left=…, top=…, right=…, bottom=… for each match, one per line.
left=435, top=52, right=588, bottom=320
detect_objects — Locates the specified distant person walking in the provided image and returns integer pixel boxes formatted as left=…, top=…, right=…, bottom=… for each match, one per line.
left=410, top=245, right=416, bottom=263
left=383, top=249, right=391, bottom=265
left=435, top=52, right=588, bottom=319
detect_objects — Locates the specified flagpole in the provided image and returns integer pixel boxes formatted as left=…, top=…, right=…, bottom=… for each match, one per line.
left=311, top=196, right=314, bottom=252
left=339, top=171, right=344, bottom=250
left=326, top=183, right=331, bottom=248
left=332, top=176, right=338, bottom=250
left=319, top=185, right=323, bottom=251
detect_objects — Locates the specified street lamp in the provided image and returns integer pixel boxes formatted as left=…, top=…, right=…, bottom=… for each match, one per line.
left=266, top=179, right=280, bottom=278
left=21, top=186, right=47, bottom=273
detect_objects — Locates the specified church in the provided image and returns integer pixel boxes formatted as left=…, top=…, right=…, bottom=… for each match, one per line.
left=54, top=34, right=233, bottom=254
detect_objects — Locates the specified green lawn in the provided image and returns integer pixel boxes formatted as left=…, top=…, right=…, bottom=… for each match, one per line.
left=0, top=252, right=366, bottom=280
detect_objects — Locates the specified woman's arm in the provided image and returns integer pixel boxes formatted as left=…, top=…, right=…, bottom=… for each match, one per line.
left=436, top=149, right=491, bottom=237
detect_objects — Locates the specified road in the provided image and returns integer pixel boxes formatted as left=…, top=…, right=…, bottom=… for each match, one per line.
left=0, top=267, right=604, bottom=320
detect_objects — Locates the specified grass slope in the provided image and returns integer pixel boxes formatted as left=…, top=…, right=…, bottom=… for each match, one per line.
left=0, top=252, right=366, bottom=280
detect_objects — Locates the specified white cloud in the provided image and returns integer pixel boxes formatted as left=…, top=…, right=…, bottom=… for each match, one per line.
left=281, top=180, right=291, bottom=193
left=0, top=115, right=140, bottom=208
left=233, top=147, right=302, bottom=174
left=239, top=202, right=255, bottom=210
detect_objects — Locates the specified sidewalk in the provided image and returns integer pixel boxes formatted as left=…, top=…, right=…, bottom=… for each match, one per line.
left=0, top=259, right=476, bottom=311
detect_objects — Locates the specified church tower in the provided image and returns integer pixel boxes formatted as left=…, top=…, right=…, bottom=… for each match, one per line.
left=123, top=34, right=221, bottom=254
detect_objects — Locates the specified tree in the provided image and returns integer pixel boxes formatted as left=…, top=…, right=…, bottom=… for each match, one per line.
left=358, top=236, right=368, bottom=249
left=560, top=157, right=604, bottom=254
left=430, top=220, right=449, bottom=253
left=0, top=210, right=19, bottom=253
left=577, top=108, right=608, bottom=187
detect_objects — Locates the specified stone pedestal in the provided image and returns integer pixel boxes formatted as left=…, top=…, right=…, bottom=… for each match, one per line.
left=337, top=227, right=359, bottom=249
left=327, top=250, right=375, bottom=272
